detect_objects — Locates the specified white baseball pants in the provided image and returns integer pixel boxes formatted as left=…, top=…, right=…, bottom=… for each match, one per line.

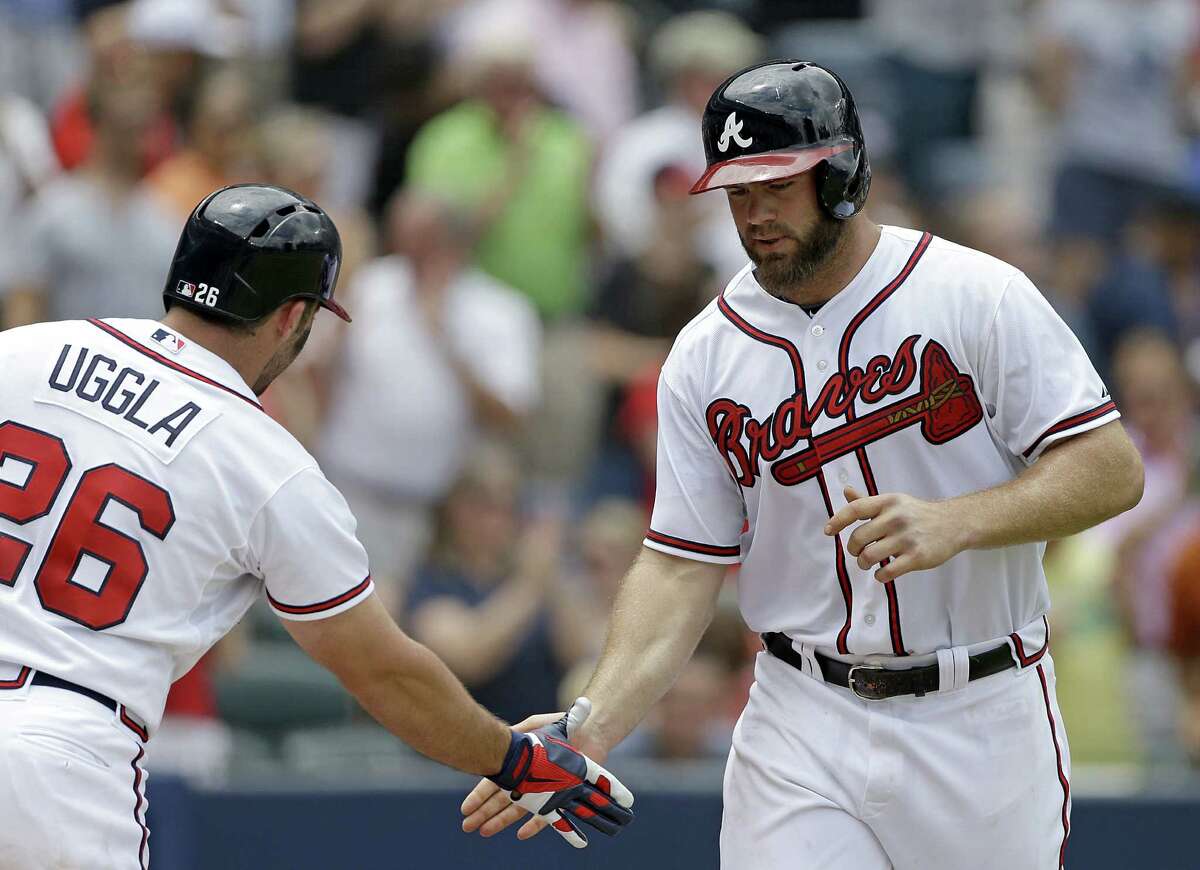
left=721, top=647, right=1071, bottom=869
left=0, top=679, right=149, bottom=870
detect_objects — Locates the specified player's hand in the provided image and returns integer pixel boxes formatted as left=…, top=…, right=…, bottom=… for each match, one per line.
left=463, top=700, right=607, bottom=844
left=824, top=486, right=967, bottom=583
left=482, top=699, right=632, bottom=849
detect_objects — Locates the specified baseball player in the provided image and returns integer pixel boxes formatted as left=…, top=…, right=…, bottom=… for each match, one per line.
left=461, top=62, right=1144, bottom=868
left=0, top=184, right=632, bottom=869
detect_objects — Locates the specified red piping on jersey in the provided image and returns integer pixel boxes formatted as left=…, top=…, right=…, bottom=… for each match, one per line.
left=1022, top=400, right=1117, bottom=459
left=267, top=575, right=372, bottom=615
left=717, top=296, right=805, bottom=393
left=835, top=231, right=933, bottom=656
left=120, top=706, right=149, bottom=742
left=1036, top=663, right=1071, bottom=868
left=87, top=319, right=263, bottom=410
left=0, top=666, right=32, bottom=689
left=815, top=471, right=854, bottom=654
left=645, top=529, right=740, bottom=558
left=718, top=295, right=855, bottom=654
left=1010, top=614, right=1050, bottom=667
left=131, top=747, right=149, bottom=870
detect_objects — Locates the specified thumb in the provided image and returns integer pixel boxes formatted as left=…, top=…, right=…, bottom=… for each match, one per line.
left=843, top=485, right=864, bottom=503
left=565, top=696, right=592, bottom=742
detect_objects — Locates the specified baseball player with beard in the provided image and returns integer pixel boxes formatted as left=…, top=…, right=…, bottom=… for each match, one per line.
left=0, top=184, right=632, bottom=869
left=461, top=61, right=1144, bottom=868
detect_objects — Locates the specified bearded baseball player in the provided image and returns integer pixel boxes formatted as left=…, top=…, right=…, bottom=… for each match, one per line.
left=0, top=184, right=632, bottom=869
left=461, top=61, right=1144, bottom=868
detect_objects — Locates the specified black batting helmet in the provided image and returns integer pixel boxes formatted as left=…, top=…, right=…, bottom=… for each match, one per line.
left=690, top=60, right=871, bottom=220
left=163, top=184, right=350, bottom=323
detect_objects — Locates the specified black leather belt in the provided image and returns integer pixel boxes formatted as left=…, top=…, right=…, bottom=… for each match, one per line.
left=31, top=671, right=118, bottom=712
left=762, top=631, right=1017, bottom=700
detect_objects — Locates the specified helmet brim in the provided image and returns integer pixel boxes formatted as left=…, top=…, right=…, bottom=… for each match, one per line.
left=689, top=142, right=854, bottom=194
left=320, top=297, right=352, bottom=322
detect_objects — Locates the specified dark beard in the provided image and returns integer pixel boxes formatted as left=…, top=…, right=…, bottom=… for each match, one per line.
left=745, top=215, right=846, bottom=300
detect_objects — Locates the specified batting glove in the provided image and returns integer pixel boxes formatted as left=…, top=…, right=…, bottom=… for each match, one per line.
left=490, top=701, right=635, bottom=849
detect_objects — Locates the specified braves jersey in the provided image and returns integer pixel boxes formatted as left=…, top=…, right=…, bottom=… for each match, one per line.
left=0, top=319, right=373, bottom=731
left=645, top=226, right=1118, bottom=656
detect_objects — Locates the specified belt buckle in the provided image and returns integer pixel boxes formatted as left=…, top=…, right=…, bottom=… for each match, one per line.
left=847, top=664, right=891, bottom=701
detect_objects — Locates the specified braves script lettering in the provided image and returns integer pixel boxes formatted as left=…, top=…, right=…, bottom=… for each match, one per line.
left=706, top=336, right=984, bottom=487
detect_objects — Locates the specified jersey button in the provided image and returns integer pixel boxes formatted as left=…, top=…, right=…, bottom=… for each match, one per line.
left=811, top=324, right=824, bottom=336
left=864, top=614, right=877, bottom=626
left=817, top=360, right=828, bottom=371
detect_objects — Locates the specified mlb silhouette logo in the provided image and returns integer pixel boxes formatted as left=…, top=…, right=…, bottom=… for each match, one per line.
left=176, top=280, right=196, bottom=298
left=150, top=328, right=186, bottom=354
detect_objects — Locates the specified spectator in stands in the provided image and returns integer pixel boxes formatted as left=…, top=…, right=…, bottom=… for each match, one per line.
left=441, top=0, right=638, bottom=144
left=0, top=92, right=58, bottom=327
left=1167, top=521, right=1200, bottom=766
left=1098, top=329, right=1198, bottom=766
left=593, top=11, right=762, bottom=281
left=868, top=0, right=1023, bottom=203
left=585, top=162, right=716, bottom=501
left=1033, top=0, right=1199, bottom=351
left=0, top=0, right=83, bottom=111
left=1, top=77, right=177, bottom=327
left=1086, top=194, right=1200, bottom=384
left=148, top=65, right=258, bottom=219
left=406, top=442, right=594, bottom=726
left=314, top=189, right=541, bottom=613
left=255, top=105, right=378, bottom=441
left=405, top=26, right=593, bottom=322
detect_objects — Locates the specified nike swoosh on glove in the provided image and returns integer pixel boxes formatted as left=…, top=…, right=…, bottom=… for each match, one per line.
left=489, top=703, right=635, bottom=849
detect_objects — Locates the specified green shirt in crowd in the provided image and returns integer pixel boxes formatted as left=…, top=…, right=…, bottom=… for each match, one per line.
left=406, top=101, right=592, bottom=321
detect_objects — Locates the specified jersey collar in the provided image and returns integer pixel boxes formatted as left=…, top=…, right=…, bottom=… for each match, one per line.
left=89, top=319, right=264, bottom=409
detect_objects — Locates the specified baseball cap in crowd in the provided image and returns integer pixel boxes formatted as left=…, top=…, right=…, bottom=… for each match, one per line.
left=127, top=0, right=247, bottom=59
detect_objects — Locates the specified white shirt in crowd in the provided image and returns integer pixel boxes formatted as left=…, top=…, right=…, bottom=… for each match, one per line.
left=318, top=256, right=541, bottom=501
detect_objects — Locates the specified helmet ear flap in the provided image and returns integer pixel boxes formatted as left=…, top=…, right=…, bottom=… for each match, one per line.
left=818, top=144, right=871, bottom=220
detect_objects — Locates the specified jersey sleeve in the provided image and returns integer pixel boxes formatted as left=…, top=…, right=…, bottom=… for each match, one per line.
left=644, top=371, right=745, bottom=564
left=976, top=271, right=1119, bottom=463
left=251, top=466, right=374, bottom=621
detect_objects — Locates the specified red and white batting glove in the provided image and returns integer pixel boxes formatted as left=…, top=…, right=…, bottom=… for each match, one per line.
left=489, top=707, right=635, bottom=849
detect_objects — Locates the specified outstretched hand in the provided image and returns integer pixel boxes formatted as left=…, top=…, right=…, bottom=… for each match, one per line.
left=824, top=486, right=968, bottom=583
left=476, top=699, right=630, bottom=849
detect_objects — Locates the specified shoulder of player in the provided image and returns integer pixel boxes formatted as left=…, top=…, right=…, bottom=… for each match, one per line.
left=881, top=225, right=1025, bottom=301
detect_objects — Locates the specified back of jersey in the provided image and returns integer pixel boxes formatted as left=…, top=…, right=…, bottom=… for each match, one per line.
left=0, top=318, right=371, bottom=732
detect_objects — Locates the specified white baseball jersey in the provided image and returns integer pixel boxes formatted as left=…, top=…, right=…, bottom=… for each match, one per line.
left=645, top=226, right=1118, bottom=656
left=0, top=318, right=373, bottom=732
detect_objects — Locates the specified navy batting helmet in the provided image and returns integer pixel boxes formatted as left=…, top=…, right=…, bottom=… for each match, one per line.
left=163, top=184, right=350, bottom=323
left=690, top=60, right=871, bottom=220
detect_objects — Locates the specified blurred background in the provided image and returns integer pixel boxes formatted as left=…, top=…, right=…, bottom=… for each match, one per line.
left=2, top=0, right=1200, bottom=867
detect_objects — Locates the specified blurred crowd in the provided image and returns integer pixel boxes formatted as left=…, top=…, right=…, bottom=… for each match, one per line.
left=2, top=0, right=1200, bottom=785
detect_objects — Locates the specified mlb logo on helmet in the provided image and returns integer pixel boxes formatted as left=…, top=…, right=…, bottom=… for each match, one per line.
left=176, top=280, right=196, bottom=298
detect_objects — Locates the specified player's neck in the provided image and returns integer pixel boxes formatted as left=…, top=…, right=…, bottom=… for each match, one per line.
left=760, top=219, right=881, bottom=308
left=160, top=309, right=273, bottom=390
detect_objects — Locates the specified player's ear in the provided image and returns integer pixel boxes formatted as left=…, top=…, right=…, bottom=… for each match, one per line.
left=276, top=300, right=308, bottom=338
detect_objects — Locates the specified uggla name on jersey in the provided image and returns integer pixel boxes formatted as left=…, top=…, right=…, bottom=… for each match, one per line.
left=48, top=344, right=203, bottom=447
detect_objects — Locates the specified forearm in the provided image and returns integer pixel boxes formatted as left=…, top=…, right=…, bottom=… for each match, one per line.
left=579, top=548, right=725, bottom=756
left=286, top=595, right=512, bottom=777
left=348, top=639, right=513, bottom=776
left=954, top=422, right=1143, bottom=551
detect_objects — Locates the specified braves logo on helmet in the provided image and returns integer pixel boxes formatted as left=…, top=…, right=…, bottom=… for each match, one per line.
left=717, top=112, right=754, bottom=153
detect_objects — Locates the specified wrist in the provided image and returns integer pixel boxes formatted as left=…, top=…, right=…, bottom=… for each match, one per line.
left=490, top=730, right=530, bottom=790
left=945, top=495, right=983, bottom=553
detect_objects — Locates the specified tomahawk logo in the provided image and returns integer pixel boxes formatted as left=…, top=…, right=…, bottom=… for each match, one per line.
left=717, top=112, right=753, bottom=153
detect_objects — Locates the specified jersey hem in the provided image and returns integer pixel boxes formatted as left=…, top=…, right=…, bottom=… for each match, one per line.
left=267, top=575, right=374, bottom=621
left=1022, top=402, right=1119, bottom=461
